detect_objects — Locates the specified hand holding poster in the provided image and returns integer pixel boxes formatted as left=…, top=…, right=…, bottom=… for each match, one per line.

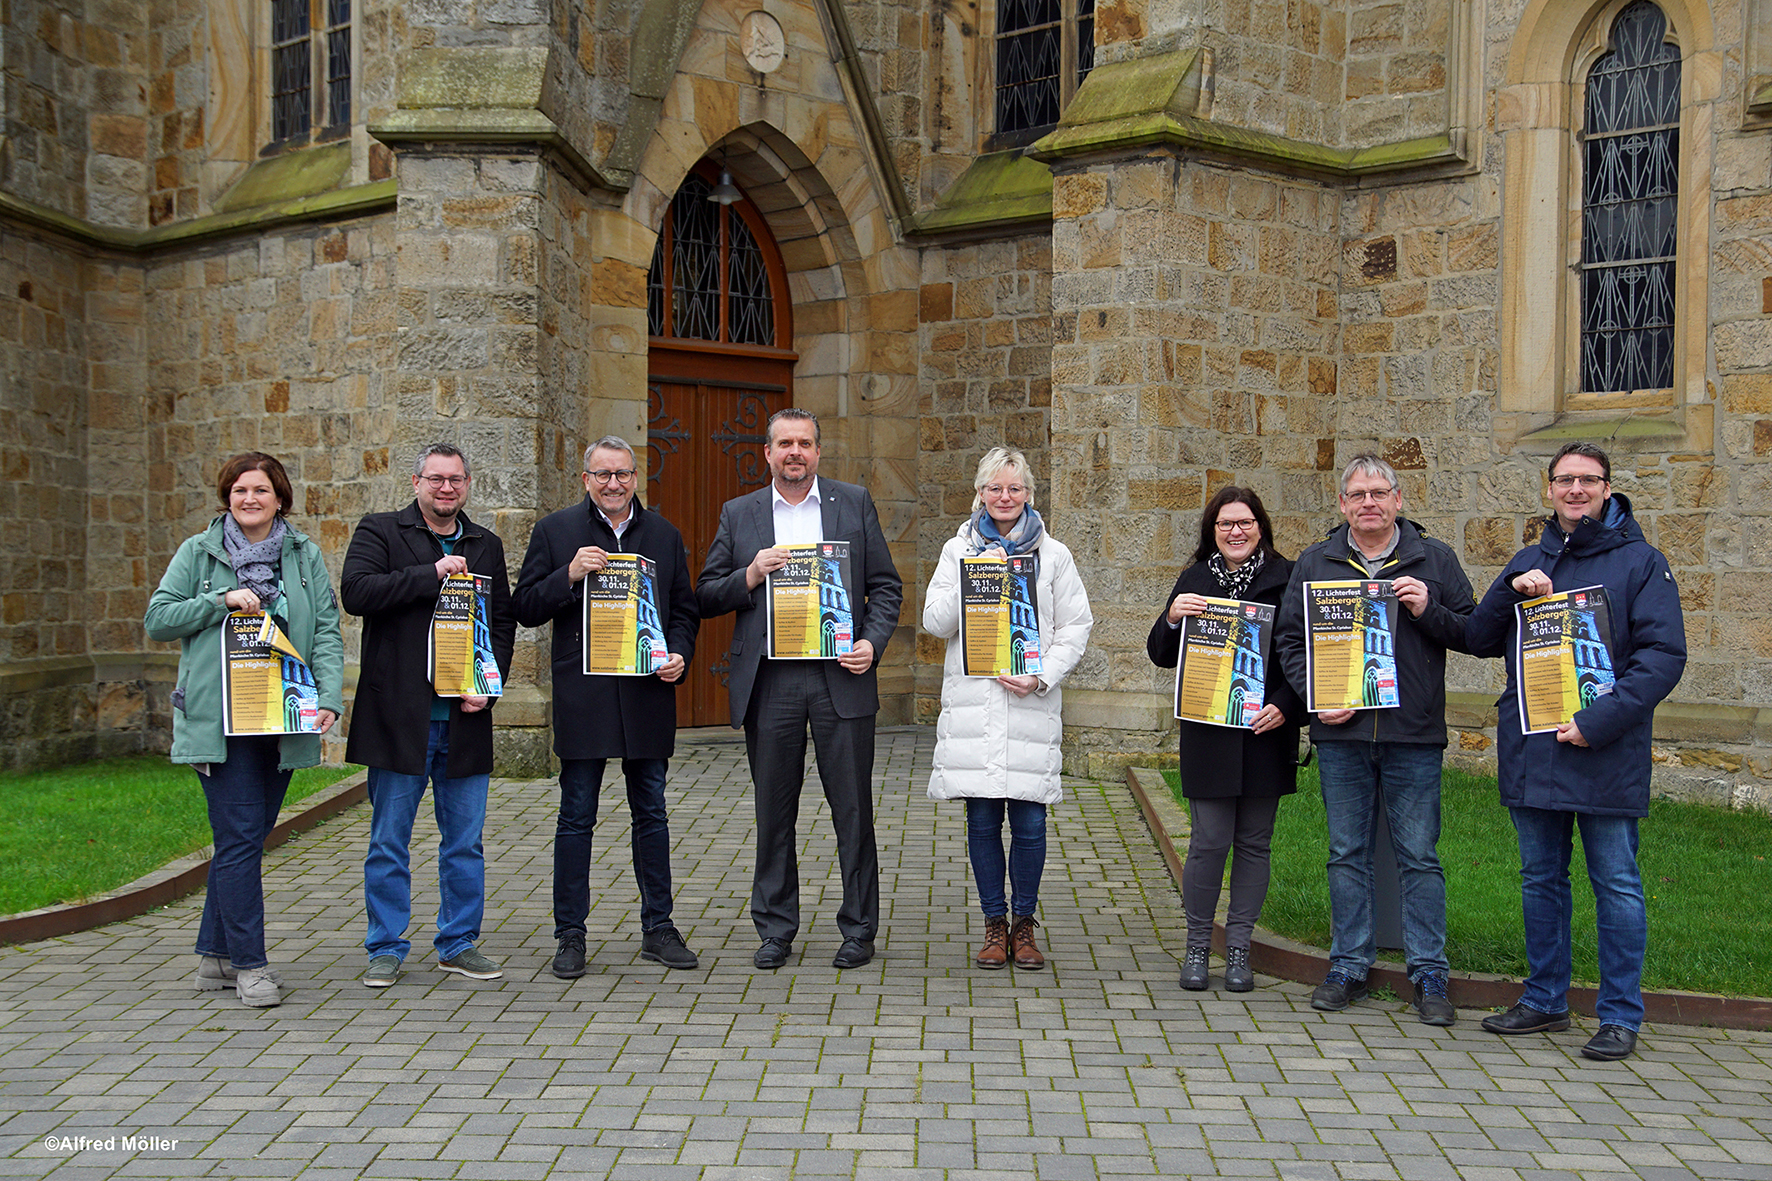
left=765, top=541, right=853, bottom=660
left=1302, top=579, right=1400, bottom=712
left=1174, top=597, right=1274, bottom=727
left=1514, top=585, right=1615, bottom=734
left=430, top=573, right=505, bottom=697
left=582, top=553, right=669, bottom=676
left=221, top=611, right=321, bottom=736
left=958, top=554, right=1043, bottom=678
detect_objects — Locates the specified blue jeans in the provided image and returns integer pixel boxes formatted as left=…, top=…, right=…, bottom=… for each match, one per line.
left=194, top=736, right=291, bottom=970
left=364, top=721, right=489, bottom=962
left=555, top=757, right=675, bottom=937
left=965, top=798, right=1047, bottom=918
left=1510, top=807, right=1646, bottom=1031
left=1316, top=740, right=1449, bottom=981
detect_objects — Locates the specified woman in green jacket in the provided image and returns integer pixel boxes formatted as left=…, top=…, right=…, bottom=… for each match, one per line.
left=145, top=453, right=344, bottom=1007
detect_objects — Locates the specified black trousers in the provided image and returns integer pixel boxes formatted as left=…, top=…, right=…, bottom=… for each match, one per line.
left=743, top=659, right=880, bottom=944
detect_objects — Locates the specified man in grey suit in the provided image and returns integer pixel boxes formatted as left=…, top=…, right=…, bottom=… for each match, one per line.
left=697, top=408, right=904, bottom=970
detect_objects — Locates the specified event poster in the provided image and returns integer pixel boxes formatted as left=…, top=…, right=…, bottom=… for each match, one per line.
left=765, top=541, right=854, bottom=660
left=430, top=573, right=505, bottom=697
left=1302, top=579, right=1400, bottom=712
left=221, top=611, right=320, bottom=736
left=957, top=554, right=1044, bottom=678
left=1514, top=585, right=1615, bottom=734
left=581, top=553, right=669, bottom=676
left=1173, top=597, right=1274, bottom=728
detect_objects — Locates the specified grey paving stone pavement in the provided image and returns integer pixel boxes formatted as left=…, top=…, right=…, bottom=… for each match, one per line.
left=2, top=727, right=1768, bottom=1180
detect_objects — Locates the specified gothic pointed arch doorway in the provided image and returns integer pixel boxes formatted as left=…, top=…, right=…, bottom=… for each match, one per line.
left=647, top=163, right=796, bottom=728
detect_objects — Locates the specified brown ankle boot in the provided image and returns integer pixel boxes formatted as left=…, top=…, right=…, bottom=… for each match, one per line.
left=976, top=916, right=1010, bottom=969
left=1010, top=915, right=1045, bottom=970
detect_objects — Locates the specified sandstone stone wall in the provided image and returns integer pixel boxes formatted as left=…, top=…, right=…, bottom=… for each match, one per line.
left=1044, top=158, right=1342, bottom=775
left=914, top=235, right=1054, bottom=715
left=4, top=0, right=148, bottom=224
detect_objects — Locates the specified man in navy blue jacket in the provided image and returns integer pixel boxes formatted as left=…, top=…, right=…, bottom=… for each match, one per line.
left=1466, top=442, right=1686, bottom=1062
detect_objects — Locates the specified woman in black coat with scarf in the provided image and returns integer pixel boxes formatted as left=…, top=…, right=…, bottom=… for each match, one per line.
left=1148, top=486, right=1303, bottom=992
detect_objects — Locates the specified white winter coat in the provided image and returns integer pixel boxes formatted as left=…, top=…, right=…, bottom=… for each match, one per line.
left=924, top=525, right=1094, bottom=804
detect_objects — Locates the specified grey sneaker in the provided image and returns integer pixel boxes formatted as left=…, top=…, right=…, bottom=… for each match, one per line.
left=439, top=947, right=504, bottom=980
left=234, top=966, right=281, bottom=1007
left=363, top=955, right=401, bottom=988
left=196, top=956, right=283, bottom=992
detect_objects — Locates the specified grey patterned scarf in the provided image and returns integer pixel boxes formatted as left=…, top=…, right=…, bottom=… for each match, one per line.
left=1207, top=547, right=1265, bottom=601
left=222, top=513, right=285, bottom=608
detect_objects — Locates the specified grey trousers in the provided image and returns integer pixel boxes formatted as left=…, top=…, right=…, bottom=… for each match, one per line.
left=1183, top=794, right=1281, bottom=949
left=743, top=659, right=880, bottom=944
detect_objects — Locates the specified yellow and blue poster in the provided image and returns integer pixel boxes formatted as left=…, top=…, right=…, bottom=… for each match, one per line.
left=581, top=553, right=669, bottom=676
left=1515, top=585, right=1615, bottom=734
left=1302, top=579, right=1400, bottom=712
left=1174, top=597, right=1274, bottom=728
left=430, top=573, right=505, bottom=697
left=958, top=554, right=1044, bottom=678
left=765, top=541, right=854, bottom=660
left=221, top=611, right=321, bottom=735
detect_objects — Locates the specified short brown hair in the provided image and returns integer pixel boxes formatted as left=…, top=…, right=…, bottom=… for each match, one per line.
left=1548, top=441, right=1610, bottom=483
left=216, top=452, right=294, bottom=517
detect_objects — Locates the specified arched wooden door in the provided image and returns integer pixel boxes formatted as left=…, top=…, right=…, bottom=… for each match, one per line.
left=646, top=165, right=796, bottom=728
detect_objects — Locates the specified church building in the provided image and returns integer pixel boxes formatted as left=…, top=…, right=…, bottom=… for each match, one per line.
left=2, top=0, right=1768, bottom=808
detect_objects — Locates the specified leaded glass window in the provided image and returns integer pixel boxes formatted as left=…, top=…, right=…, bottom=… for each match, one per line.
left=270, top=0, right=351, bottom=146
left=647, top=172, right=779, bottom=348
left=1579, top=0, right=1679, bottom=393
left=995, top=0, right=1094, bottom=141
left=271, top=0, right=310, bottom=143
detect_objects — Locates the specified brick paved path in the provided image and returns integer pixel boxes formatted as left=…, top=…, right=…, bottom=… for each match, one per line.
left=2, top=727, right=1769, bottom=1179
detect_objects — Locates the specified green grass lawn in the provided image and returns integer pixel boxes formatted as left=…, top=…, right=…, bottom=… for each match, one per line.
left=0, top=757, right=360, bottom=916
left=1163, top=765, right=1772, bottom=998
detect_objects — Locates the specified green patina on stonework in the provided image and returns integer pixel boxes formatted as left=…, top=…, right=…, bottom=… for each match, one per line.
left=215, top=142, right=350, bottom=213
left=0, top=181, right=395, bottom=251
left=1750, top=74, right=1772, bottom=116
left=371, top=46, right=613, bottom=191
left=903, top=150, right=1053, bottom=237
left=398, top=46, right=549, bottom=109
left=1028, top=48, right=1461, bottom=178
left=1519, top=415, right=1687, bottom=444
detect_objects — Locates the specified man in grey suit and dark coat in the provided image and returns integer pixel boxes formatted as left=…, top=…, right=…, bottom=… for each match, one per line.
left=696, top=408, right=904, bottom=970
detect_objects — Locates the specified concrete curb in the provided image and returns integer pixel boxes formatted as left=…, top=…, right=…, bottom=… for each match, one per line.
left=1125, top=764, right=1772, bottom=1031
left=0, top=770, right=369, bottom=946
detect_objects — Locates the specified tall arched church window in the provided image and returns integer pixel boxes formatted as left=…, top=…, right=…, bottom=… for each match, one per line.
left=271, top=0, right=351, bottom=145
left=1579, top=0, right=1680, bottom=394
left=646, top=171, right=789, bottom=350
left=994, top=0, right=1095, bottom=146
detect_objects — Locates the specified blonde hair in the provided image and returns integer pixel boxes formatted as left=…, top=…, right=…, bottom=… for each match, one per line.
left=970, top=447, right=1036, bottom=513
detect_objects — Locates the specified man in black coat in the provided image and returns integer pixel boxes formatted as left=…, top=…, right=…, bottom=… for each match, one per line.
left=697, top=408, right=903, bottom=971
left=342, top=443, right=515, bottom=988
left=1274, top=454, right=1474, bottom=1026
left=513, top=436, right=701, bottom=979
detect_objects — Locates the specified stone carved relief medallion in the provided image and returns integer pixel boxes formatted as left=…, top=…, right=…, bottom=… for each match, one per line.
left=741, top=11, right=785, bottom=74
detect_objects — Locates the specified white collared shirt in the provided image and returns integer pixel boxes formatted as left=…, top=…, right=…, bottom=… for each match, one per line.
left=770, top=477, right=824, bottom=546
left=597, top=504, right=633, bottom=547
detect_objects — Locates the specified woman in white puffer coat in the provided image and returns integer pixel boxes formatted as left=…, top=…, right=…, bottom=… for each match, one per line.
left=924, top=447, right=1094, bottom=971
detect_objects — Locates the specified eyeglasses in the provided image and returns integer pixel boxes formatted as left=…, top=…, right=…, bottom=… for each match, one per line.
left=587, top=469, right=637, bottom=484
left=1215, top=519, right=1258, bottom=534
left=418, top=475, right=468, bottom=489
left=1550, top=474, right=1607, bottom=489
left=1341, top=487, right=1396, bottom=504
left=982, top=484, right=1028, bottom=498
